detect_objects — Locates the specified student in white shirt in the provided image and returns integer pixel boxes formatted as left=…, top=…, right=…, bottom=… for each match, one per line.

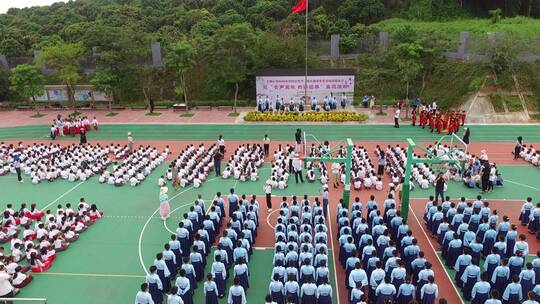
left=135, top=283, right=154, bottom=304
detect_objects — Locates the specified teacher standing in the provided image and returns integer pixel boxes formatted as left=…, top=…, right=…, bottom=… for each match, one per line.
left=264, top=180, right=272, bottom=212
left=514, top=136, right=523, bottom=159
left=434, top=173, right=446, bottom=203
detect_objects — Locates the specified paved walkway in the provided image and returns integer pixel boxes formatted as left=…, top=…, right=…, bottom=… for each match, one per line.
left=0, top=107, right=397, bottom=127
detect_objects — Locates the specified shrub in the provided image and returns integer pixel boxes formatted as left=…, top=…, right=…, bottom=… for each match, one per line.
left=244, top=111, right=368, bottom=122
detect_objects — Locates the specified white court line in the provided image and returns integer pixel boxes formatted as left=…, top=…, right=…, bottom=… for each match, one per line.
left=40, top=181, right=85, bottom=212
left=138, top=185, right=197, bottom=275
left=265, top=209, right=280, bottom=230
left=327, top=206, right=341, bottom=304
left=505, top=179, right=540, bottom=191
left=409, top=204, right=465, bottom=304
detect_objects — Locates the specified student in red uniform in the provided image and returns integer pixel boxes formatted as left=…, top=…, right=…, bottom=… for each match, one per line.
left=461, top=111, right=466, bottom=126
left=436, top=118, right=442, bottom=134
left=412, top=112, right=417, bottom=126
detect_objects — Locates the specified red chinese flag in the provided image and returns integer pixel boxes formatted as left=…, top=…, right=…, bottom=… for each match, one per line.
left=291, top=0, right=307, bottom=14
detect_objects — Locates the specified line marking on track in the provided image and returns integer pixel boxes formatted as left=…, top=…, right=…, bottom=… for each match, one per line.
left=505, top=179, right=540, bottom=191
left=327, top=208, right=341, bottom=304
left=409, top=204, right=464, bottom=304
left=40, top=181, right=85, bottom=212
left=33, top=272, right=145, bottom=279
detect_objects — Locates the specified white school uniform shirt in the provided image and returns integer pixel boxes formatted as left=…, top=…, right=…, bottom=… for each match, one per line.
left=228, top=285, right=246, bottom=304
left=134, top=291, right=154, bottom=304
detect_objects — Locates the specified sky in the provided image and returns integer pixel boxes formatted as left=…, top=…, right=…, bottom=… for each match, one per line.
left=0, top=0, right=65, bottom=14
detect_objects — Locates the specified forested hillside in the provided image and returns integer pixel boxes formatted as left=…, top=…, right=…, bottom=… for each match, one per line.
left=0, top=0, right=539, bottom=108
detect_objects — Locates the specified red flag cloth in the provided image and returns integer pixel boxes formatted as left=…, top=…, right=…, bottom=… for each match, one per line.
left=291, top=0, right=307, bottom=14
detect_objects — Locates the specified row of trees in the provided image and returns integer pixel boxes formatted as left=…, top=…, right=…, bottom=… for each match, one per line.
left=7, top=22, right=278, bottom=112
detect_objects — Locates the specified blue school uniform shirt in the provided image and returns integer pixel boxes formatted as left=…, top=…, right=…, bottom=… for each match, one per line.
left=316, top=266, right=329, bottom=281
left=491, top=265, right=510, bottom=283
left=461, top=264, right=480, bottom=284
left=514, top=241, right=529, bottom=256
left=301, top=283, right=317, bottom=296
left=317, top=284, right=332, bottom=299
left=349, top=268, right=368, bottom=288
left=484, top=254, right=500, bottom=271
left=485, top=298, right=502, bottom=304
left=471, top=281, right=490, bottom=299
left=397, top=283, right=415, bottom=297
left=370, top=268, right=386, bottom=290
left=269, top=280, right=284, bottom=294
left=520, top=269, right=535, bottom=283
left=470, top=241, right=483, bottom=254
left=454, top=254, right=472, bottom=271
left=420, top=283, right=438, bottom=299
left=509, top=256, right=524, bottom=268
left=284, top=281, right=299, bottom=296
left=376, top=283, right=396, bottom=296
left=503, top=282, right=522, bottom=301
left=391, top=267, right=407, bottom=282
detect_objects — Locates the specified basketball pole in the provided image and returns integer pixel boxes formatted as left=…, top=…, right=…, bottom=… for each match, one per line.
left=401, top=138, right=458, bottom=221
left=302, top=137, right=353, bottom=208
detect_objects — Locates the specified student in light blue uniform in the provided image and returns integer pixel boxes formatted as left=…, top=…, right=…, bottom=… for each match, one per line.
left=420, top=275, right=438, bottom=304
left=375, top=276, right=396, bottom=304
left=135, top=283, right=154, bottom=304
left=349, top=283, right=364, bottom=304
left=300, top=277, right=317, bottom=303
left=154, top=253, right=171, bottom=293
left=523, top=291, right=540, bottom=304
left=163, top=244, right=177, bottom=280
left=471, top=273, right=491, bottom=304
left=169, top=234, right=182, bottom=271
left=284, top=274, right=300, bottom=304
left=315, top=277, right=332, bottom=304
left=228, top=277, right=246, bottom=304
left=204, top=273, right=218, bottom=304
left=233, top=258, right=249, bottom=291
left=502, top=275, right=523, bottom=303
left=211, top=255, right=226, bottom=297
left=167, top=287, right=184, bottom=304
left=269, top=274, right=284, bottom=304
left=396, top=275, right=415, bottom=304
left=486, top=290, right=503, bottom=304
left=520, top=263, right=536, bottom=299
left=175, top=269, right=192, bottom=304
left=146, top=266, right=163, bottom=304
left=461, top=261, right=481, bottom=300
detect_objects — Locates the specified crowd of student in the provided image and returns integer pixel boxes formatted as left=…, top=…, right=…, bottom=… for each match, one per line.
left=0, top=142, right=111, bottom=184
left=337, top=194, right=441, bottom=304
left=515, top=144, right=539, bottom=167
left=138, top=190, right=261, bottom=304
left=0, top=199, right=103, bottom=296
left=222, top=144, right=264, bottom=182
left=350, top=146, right=382, bottom=191
left=98, top=145, right=170, bottom=187
left=267, top=145, right=295, bottom=190
left=257, top=94, right=350, bottom=113
left=267, top=195, right=334, bottom=304
left=50, top=115, right=99, bottom=140
left=163, top=144, right=218, bottom=189
left=425, top=195, right=540, bottom=304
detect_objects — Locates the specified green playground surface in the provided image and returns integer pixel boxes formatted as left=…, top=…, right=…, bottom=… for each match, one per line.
left=1, top=124, right=540, bottom=142
left=0, top=123, right=538, bottom=303
left=1, top=162, right=325, bottom=304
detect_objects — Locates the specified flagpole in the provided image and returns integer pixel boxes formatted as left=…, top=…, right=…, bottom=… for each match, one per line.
left=304, top=0, right=308, bottom=102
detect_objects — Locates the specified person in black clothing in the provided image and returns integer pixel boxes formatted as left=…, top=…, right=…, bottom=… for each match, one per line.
left=80, top=129, right=87, bottom=145
left=480, top=160, right=491, bottom=193
left=462, top=128, right=470, bottom=144
left=514, top=136, right=523, bottom=159
left=213, top=151, right=223, bottom=176
left=434, top=173, right=446, bottom=203
left=149, top=98, right=155, bottom=113
left=295, top=129, right=302, bottom=152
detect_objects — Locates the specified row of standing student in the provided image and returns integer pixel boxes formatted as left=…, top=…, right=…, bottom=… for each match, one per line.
left=137, top=192, right=262, bottom=304
left=425, top=195, right=540, bottom=304
left=336, top=195, right=441, bottom=304
left=267, top=195, right=333, bottom=304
